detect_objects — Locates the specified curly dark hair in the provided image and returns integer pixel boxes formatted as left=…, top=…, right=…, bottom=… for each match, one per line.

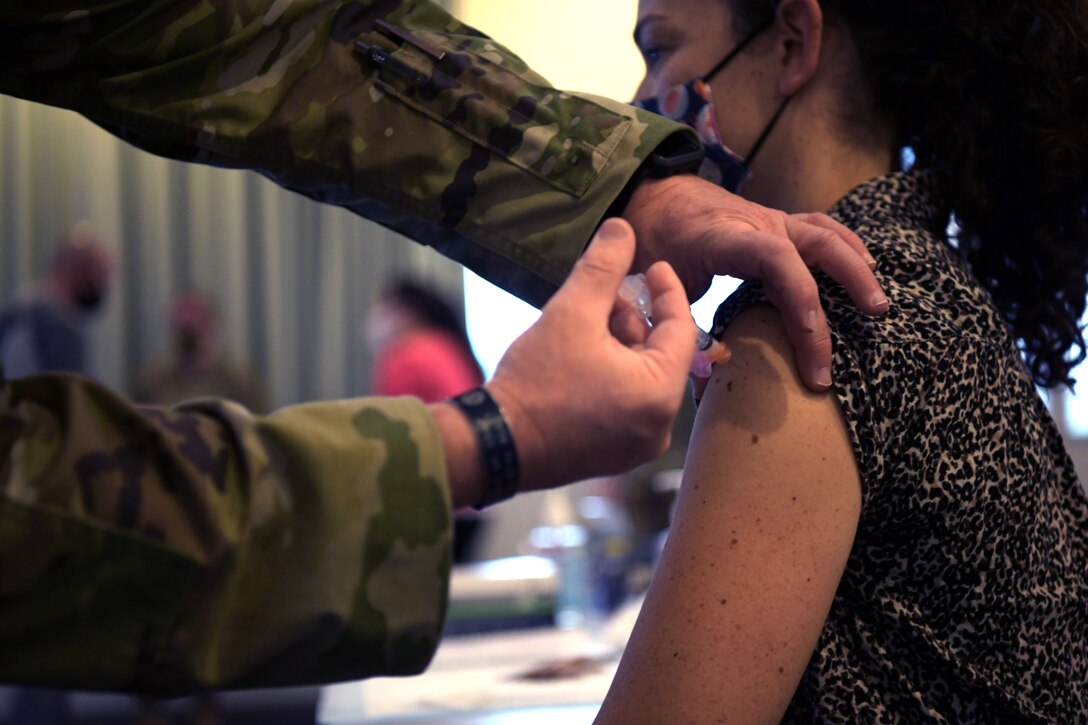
left=733, top=0, right=1088, bottom=388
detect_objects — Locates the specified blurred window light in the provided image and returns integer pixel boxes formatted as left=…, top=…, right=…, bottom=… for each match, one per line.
left=464, top=271, right=741, bottom=380
left=1059, top=310, right=1088, bottom=437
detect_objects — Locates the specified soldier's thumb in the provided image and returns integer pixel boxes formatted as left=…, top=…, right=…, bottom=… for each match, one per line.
left=558, top=218, right=637, bottom=320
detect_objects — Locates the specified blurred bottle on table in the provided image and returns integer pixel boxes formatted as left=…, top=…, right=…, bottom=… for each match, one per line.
left=528, top=491, right=633, bottom=636
left=578, top=495, right=634, bottom=625
left=529, top=491, right=591, bottom=631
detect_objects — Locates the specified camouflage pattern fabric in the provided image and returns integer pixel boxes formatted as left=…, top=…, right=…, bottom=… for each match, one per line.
left=0, top=0, right=698, bottom=693
left=0, top=372, right=451, bottom=693
left=0, top=0, right=696, bottom=308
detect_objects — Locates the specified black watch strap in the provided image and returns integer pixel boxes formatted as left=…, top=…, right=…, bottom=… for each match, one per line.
left=643, top=132, right=706, bottom=177
left=603, top=131, right=705, bottom=220
left=450, top=387, right=520, bottom=510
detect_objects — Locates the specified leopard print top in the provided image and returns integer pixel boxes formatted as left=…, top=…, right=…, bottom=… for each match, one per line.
left=714, top=171, right=1088, bottom=723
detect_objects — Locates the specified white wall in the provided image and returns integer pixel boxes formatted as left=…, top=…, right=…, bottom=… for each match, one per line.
left=450, top=0, right=644, bottom=99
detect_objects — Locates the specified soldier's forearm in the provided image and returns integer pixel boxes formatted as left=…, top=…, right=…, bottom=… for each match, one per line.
left=1, top=374, right=453, bottom=691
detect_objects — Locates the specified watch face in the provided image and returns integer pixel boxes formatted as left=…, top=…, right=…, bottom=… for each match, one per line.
left=649, top=138, right=705, bottom=178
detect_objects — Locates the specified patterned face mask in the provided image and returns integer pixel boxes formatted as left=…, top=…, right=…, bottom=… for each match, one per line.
left=633, top=16, right=788, bottom=194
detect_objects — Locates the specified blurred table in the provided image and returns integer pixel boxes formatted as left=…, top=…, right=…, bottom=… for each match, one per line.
left=317, top=625, right=625, bottom=725
left=318, top=558, right=644, bottom=725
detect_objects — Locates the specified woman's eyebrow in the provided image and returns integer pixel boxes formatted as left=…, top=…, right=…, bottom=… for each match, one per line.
left=633, top=15, right=665, bottom=48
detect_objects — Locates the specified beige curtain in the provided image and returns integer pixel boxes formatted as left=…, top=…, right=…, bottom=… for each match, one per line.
left=0, top=95, right=465, bottom=409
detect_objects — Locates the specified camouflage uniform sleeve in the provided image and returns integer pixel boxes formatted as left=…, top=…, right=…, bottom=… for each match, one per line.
left=0, top=1, right=698, bottom=307
left=0, top=372, right=452, bottom=693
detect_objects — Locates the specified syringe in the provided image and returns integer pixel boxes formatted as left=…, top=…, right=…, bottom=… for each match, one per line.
left=618, top=273, right=731, bottom=379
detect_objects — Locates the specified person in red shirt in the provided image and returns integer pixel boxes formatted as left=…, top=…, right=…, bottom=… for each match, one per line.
left=368, top=280, right=485, bottom=403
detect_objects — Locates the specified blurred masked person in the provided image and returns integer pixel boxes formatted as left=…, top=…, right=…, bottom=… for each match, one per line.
left=0, top=222, right=113, bottom=378
left=138, top=291, right=268, bottom=413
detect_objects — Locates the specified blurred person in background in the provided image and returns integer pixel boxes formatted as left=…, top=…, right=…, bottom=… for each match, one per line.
left=0, top=221, right=113, bottom=379
left=138, top=291, right=268, bottom=413
left=367, top=280, right=484, bottom=403
left=367, top=279, right=487, bottom=563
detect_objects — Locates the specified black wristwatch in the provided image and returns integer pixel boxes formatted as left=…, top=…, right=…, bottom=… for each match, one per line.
left=450, top=387, right=520, bottom=510
left=604, top=132, right=705, bottom=219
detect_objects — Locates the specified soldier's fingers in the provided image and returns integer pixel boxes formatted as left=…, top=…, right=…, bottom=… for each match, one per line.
left=737, top=230, right=834, bottom=391
left=790, top=212, right=876, bottom=270
left=611, top=301, right=651, bottom=347
left=783, top=216, right=888, bottom=317
left=552, top=218, right=637, bottom=322
left=643, top=261, right=697, bottom=378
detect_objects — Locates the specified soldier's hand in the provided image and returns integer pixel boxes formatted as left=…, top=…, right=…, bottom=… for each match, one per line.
left=623, top=174, right=888, bottom=391
left=486, top=218, right=695, bottom=494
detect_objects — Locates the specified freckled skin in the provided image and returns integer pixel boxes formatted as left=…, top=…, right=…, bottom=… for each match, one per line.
left=595, top=302, right=862, bottom=723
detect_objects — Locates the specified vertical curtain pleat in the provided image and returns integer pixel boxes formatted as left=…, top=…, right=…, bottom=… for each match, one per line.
left=0, top=95, right=464, bottom=408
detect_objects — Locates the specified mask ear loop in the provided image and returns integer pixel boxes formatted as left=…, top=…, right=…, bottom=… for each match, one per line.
left=701, top=15, right=776, bottom=82
left=700, top=12, right=791, bottom=172
left=743, top=94, right=792, bottom=169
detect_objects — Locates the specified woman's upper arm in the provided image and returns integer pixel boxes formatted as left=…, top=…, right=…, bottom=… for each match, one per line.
left=596, top=305, right=863, bottom=724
